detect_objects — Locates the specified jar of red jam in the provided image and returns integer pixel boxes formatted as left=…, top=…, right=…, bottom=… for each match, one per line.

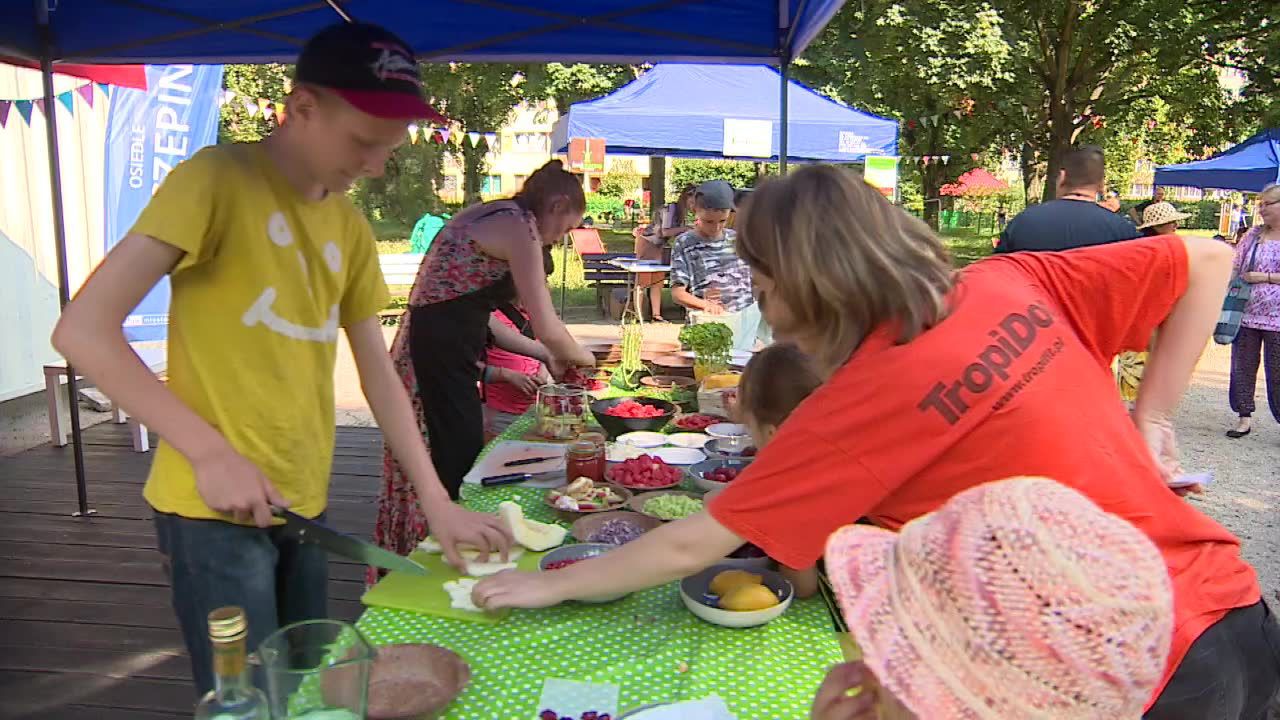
left=565, top=439, right=604, bottom=484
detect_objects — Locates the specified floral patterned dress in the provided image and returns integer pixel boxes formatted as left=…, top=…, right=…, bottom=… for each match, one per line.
left=369, top=200, right=541, bottom=583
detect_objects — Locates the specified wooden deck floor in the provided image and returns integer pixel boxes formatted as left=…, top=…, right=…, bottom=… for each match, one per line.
left=0, top=422, right=383, bottom=720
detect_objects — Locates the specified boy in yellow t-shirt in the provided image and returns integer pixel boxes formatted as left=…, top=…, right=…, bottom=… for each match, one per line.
left=52, top=22, right=510, bottom=695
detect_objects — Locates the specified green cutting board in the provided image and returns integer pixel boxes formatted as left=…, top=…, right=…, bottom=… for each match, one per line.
left=360, top=549, right=545, bottom=625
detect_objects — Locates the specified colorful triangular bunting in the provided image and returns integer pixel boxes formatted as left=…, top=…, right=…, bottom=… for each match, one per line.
left=243, top=98, right=259, bottom=117
left=437, top=127, right=451, bottom=144
left=57, top=91, right=75, bottom=114
left=76, top=83, right=95, bottom=108
left=407, top=123, right=420, bottom=144
left=16, top=99, right=34, bottom=125
left=483, top=132, right=497, bottom=148
left=0, top=100, right=10, bottom=128
left=466, top=131, right=480, bottom=147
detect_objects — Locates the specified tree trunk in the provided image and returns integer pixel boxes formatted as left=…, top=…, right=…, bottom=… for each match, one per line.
left=462, top=142, right=486, bottom=204
left=921, top=164, right=943, bottom=230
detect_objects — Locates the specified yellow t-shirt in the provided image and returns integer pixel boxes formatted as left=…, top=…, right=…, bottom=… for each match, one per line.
left=135, top=143, right=390, bottom=521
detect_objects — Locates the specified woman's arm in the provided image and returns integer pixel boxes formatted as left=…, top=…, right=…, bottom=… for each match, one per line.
left=1132, top=236, right=1233, bottom=484
left=473, top=511, right=743, bottom=609
left=472, top=215, right=592, bottom=367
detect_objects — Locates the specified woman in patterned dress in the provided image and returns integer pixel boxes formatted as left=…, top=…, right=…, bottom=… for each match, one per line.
left=1227, top=183, right=1280, bottom=439
left=370, top=161, right=594, bottom=577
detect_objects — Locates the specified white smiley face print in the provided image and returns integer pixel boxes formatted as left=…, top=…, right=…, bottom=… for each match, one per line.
left=241, top=211, right=342, bottom=342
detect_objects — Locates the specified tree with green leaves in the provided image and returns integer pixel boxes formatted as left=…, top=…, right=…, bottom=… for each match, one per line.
left=982, top=0, right=1267, bottom=201
left=219, top=64, right=290, bottom=143
left=796, top=1, right=1015, bottom=227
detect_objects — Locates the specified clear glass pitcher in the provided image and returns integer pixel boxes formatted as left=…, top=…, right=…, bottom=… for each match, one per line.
left=256, top=619, right=374, bottom=720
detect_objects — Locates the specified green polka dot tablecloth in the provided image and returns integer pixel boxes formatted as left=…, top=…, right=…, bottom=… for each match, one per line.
left=356, top=406, right=845, bottom=718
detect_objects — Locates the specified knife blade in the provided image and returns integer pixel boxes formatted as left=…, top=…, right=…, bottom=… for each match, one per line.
left=271, top=507, right=429, bottom=576
left=503, top=456, right=561, bottom=468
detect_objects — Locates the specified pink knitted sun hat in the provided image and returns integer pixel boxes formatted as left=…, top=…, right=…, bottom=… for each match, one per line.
left=824, top=477, right=1173, bottom=719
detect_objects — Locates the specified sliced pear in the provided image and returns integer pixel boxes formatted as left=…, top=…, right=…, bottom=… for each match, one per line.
left=498, top=500, right=568, bottom=551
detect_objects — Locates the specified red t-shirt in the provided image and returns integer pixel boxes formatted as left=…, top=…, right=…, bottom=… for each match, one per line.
left=709, top=235, right=1260, bottom=702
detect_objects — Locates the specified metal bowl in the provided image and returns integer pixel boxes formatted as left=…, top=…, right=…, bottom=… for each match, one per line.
left=687, top=457, right=753, bottom=493
left=538, top=543, right=629, bottom=603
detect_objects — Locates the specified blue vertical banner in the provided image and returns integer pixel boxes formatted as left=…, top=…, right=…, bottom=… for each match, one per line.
left=104, top=64, right=223, bottom=341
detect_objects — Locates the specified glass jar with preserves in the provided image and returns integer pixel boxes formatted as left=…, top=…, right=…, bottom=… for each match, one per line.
left=565, top=439, right=605, bottom=484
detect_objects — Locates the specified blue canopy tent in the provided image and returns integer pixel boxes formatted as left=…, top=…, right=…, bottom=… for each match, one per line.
left=551, top=63, right=898, bottom=162
left=2, top=0, right=847, bottom=512
left=1154, top=129, right=1280, bottom=192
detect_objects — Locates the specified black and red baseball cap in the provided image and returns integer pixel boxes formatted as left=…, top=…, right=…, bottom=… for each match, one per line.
left=295, top=22, right=447, bottom=123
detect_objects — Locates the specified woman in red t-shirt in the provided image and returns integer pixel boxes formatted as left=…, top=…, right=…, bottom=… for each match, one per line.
left=474, top=166, right=1276, bottom=717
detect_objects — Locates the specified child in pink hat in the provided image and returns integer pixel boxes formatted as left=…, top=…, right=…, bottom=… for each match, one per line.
left=813, top=477, right=1173, bottom=720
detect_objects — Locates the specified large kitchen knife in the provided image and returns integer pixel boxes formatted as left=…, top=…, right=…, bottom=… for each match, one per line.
left=272, top=507, right=429, bottom=576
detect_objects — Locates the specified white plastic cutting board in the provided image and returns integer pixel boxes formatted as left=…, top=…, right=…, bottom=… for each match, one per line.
left=462, top=440, right=567, bottom=487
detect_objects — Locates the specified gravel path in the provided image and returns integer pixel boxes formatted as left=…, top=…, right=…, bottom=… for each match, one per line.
left=1176, top=341, right=1280, bottom=599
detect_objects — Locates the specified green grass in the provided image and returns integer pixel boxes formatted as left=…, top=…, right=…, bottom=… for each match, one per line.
left=940, top=227, right=996, bottom=268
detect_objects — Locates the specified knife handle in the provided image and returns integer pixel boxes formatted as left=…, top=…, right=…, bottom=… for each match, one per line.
left=482, top=473, right=533, bottom=487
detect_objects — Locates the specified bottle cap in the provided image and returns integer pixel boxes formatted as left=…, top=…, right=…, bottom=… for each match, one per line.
left=567, top=440, right=596, bottom=455
left=207, top=606, right=248, bottom=642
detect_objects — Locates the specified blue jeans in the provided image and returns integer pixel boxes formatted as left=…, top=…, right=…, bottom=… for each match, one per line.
left=154, top=512, right=329, bottom=696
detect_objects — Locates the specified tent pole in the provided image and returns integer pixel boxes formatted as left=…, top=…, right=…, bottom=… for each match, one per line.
left=36, top=0, right=93, bottom=517
left=779, top=56, right=790, bottom=174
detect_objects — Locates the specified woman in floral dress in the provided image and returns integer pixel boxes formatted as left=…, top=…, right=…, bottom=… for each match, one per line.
left=1227, top=183, right=1280, bottom=438
left=370, top=161, right=594, bottom=578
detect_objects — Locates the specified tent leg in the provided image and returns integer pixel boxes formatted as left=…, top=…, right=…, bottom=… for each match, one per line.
left=779, top=57, right=790, bottom=174
left=37, top=3, right=94, bottom=518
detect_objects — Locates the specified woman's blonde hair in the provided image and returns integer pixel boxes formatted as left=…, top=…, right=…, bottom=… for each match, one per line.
left=1260, top=184, right=1280, bottom=230
left=736, top=165, right=954, bottom=374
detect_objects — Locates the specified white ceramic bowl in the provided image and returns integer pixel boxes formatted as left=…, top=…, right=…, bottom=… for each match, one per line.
left=679, top=564, right=793, bottom=628
left=649, top=446, right=706, bottom=466
left=705, top=423, right=750, bottom=451
left=665, top=432, right=710, bottom=449
left=617, top=431, right=668, bottom=448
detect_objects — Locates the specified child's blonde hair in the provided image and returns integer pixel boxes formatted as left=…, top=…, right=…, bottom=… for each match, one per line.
left=737, top=344, right=822, bottom=430
left=736, top=165, right=954, bottom=374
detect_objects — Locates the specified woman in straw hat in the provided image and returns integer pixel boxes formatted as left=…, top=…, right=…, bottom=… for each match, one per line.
left=1113, top=202, right=1197, bottom=405
left=474, top=165, right=1277, bottom=718
left=812, top=477, right=1176, bottom=720
left=1226, top=183, right=1280, bottom=439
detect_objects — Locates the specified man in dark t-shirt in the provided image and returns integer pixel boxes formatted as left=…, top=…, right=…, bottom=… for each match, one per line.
left=996, top=145, right=1140, bottom=253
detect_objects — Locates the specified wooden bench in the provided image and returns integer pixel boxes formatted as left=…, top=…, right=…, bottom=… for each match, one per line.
left=44, top=343, right=165, bottom=453
left=379, top=252, right=424, bottom=288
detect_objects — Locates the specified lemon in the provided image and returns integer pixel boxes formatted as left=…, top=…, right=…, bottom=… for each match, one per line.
left=719, top=583, right=779, bottom=611
left=709, top=570, right=763, bottom=597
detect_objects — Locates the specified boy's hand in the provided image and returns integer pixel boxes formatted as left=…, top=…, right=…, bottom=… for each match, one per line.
left=192, top=445, right=288, bottom=527
left=425, top=503, right=513, bottom=570
left=810, top=662, right=881, bottom=720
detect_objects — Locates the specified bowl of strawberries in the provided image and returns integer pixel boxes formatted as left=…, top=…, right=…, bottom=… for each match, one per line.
left=589, top=396, right=677, bottom=439
left=606, top=454, right=685, bottom=491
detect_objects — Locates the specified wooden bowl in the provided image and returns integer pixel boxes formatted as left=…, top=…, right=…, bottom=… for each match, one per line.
left=641, top=341, right=681, bottom=355
left=570, top=510, right=663, bottom=543
left=650, top=354, right=695, bottom=378
left=639, top=375, right=697, bottom=391
left=364, top=644, right=471, bottom=720
left=544, top=482, right=633, bottom=521
left=629, top=490, right=705, bottom=521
